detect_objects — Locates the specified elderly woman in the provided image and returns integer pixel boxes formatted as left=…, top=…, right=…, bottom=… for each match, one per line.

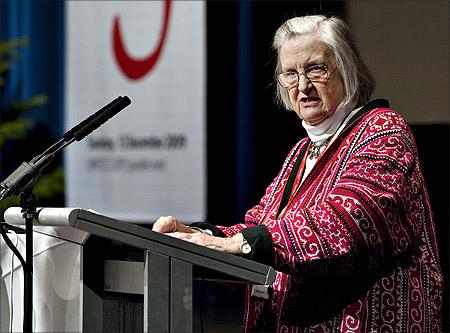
left=153, top=15, right=442, bottom=332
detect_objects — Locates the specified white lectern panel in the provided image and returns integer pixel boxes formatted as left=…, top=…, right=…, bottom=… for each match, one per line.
left=0, top=228, right=88, bottom=332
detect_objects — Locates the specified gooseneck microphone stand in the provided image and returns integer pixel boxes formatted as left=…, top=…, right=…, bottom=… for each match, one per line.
left=0, top=127, right=76, bottom=333
left=0, top=96, right=131, bottom=332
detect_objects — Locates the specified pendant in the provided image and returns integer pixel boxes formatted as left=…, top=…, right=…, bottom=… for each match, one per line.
left=308, top=144, right=321, bottom=159
left=308, top=138, right=330, bottom=160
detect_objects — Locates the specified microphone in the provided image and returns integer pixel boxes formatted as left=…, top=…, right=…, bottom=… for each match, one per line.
left=72, top=96, right=131, bottom=141
left=0, top=96, right=132, bottom=199
left=0, top=161, right=42, bottom=200
left=63, top=97, right=119, bottom=141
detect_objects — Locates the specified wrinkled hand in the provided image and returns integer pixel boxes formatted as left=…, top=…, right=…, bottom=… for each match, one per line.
left=152, top=216, right=192, bottom=234
left=153, top=216, right=243, bottom=254
left=167, top=231, right=243, bottom=254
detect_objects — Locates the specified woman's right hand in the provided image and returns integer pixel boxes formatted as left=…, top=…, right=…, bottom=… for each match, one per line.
left=152, top=216, right=243, bottom=254
left=152, top=215, right=192, bottom=234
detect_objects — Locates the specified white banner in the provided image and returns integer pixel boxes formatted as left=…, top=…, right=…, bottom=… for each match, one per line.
left=64, top=1, right=205, bottom=222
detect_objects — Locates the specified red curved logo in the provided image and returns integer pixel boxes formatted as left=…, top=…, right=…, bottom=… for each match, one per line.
left=112, top=0, right=172, bottom=80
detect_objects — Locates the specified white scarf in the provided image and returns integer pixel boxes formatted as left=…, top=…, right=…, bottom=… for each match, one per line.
left=302, top=100, right=356, bottom=143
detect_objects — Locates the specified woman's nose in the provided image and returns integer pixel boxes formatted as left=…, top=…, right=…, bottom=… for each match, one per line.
left=297, top=75, right=312, bottom=93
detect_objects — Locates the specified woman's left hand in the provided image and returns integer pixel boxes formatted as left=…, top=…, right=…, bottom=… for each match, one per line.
left=167, top=231, right=243, bottom=254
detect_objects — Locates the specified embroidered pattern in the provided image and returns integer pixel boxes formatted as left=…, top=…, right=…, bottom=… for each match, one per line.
left=218, top=107, right=443, bottom=332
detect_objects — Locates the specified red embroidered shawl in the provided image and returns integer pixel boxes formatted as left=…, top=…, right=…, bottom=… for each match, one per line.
left=218, top=104, right=443, bottom=332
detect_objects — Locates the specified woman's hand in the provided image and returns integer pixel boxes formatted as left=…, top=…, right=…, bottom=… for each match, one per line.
left=153, top=216, right=244, bottom=254
left=152, top=215, right=192, bottom=233
left=167, top=231, right=243, bottom=255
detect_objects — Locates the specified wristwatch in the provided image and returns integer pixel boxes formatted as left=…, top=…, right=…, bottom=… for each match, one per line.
left=240, top=237, right=252, bottom=255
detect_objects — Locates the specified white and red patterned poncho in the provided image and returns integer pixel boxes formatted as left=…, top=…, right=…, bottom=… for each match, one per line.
left=216, top=100, right=443, bottom=332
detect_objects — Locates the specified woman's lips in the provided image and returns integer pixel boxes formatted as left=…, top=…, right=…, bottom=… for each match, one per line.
left=300, top=97, right=321, bottom=107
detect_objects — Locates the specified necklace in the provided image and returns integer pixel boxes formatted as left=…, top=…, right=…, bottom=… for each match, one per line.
left=308, top=137, right=331, bottom=159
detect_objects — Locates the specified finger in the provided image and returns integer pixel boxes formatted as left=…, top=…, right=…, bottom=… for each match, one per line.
left=152, top=216, right=175, bottom=232
left=167, top=232, right=204, bottom=247
left=166, top=232, right=192, bottom=239
left=152, top=218, right=170, bottom=232
left=153, top=216, right=180, bottom=233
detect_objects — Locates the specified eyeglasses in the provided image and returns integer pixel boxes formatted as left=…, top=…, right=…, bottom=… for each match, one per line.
left=276, top=64, right=330, bottom=88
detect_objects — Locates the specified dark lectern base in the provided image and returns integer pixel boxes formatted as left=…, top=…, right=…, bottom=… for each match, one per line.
left=84, top=279, right=244, bottom=333
left=83, top=236, right=245, bottom=333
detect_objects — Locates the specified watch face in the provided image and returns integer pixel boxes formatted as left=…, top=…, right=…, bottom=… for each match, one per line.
left=241, top=242, right=252, bottom=254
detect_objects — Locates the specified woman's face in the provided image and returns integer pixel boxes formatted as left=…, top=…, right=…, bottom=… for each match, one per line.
left=279, top=35, right=345, bottom=125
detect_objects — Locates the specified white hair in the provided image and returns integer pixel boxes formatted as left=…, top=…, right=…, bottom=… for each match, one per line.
left=273, top=15, right=375, bottom=110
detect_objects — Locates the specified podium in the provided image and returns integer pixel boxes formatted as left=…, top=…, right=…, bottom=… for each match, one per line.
left=3, top=207, right=276, bottom=332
